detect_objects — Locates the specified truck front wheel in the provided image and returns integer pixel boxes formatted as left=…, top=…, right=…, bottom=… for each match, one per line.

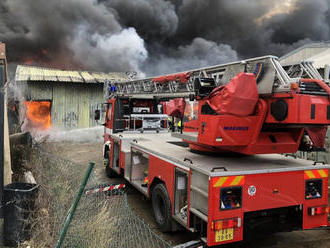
left=105, top=163, right=117, bottom=178
left=105, top=152, right=116, bottom=178
left=151, top=183, right=172, bottom=232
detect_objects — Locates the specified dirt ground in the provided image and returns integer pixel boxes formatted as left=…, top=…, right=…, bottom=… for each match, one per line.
left=41, top=141, right=330, bottom=248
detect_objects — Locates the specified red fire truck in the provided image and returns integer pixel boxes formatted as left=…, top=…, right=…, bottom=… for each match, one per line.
left=98, top=56, right=330, bottom=246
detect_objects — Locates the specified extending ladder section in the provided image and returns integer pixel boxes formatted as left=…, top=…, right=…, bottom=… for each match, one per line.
left=104, top=56, right=310, bottom=99
left=282, top=61, right=323, bottom=81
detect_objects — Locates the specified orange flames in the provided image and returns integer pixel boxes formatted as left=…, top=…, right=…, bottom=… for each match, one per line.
left=22, top=48, right=82, bottom=69
left=24, top=101, right=51, bottom=130
left=23, top=58, right=35, bottom=65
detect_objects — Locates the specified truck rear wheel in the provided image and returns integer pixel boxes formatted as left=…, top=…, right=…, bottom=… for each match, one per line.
left=151, top=183, right=172, bottom=232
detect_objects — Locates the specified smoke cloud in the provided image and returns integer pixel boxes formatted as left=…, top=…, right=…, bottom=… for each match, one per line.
left=70, top=27, right=148, bottom=73
left=43, top=126, right=104, bottom=143
left=143, top=37, right=238, bottom=75
left=1, top=0, right=330, bottom=77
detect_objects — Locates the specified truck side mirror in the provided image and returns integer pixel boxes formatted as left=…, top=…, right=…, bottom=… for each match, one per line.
left=94, top=109, right=100, bottom=121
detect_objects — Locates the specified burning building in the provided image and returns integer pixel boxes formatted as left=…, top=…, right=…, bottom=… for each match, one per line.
left=15, top=65, right=128, bottom=130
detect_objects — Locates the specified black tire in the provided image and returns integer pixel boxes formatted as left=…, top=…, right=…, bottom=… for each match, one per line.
left=151, top=183, right=172, bottom=232
left=105, top=159, right=117, bottom=178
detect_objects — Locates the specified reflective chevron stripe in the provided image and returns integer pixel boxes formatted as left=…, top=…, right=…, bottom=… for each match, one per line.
left=213, top=176, right=245, bottom=187
left=304, top=170, right=328, bottom=179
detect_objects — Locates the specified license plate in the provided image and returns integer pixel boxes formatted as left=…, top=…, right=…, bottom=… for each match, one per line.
left=215, top=228, right=234, bottom=242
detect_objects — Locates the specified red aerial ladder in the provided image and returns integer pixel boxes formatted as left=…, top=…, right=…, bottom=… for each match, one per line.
left=97, top=55, right=330, bottom=246
left=104, top=55, right=330, bottom=154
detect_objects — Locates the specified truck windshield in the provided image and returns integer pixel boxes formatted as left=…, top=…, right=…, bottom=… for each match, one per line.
left=183, top=100, right=198, bottom=123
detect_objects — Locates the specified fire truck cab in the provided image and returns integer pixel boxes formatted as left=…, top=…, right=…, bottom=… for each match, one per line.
left=102, top=96, right=169, bottom=176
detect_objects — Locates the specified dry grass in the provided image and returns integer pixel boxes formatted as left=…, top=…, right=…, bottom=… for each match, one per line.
left=14, top=145, right=170, bottom=248
left=20, top=147, right=123, bottom=248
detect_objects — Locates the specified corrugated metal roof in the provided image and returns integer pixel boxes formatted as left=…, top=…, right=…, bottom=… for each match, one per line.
left=15, top=65, right=129, bottom=83
left=80, top=71, right=96, bottom=83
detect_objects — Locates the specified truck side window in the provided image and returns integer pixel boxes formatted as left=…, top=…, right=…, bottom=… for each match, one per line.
left=183, top=101, right=199, bottom=122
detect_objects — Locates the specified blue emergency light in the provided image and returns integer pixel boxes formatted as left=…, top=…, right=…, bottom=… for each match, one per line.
left=109, top=85, right=117, bottom=93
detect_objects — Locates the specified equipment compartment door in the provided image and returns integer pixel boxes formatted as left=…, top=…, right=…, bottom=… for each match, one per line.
left=243, top=172, right=304, bottom=212
left=111, top=140, right=120, bottom=173
left=130, top=148, right=150, bottom=196
left=174, top=168, right=189, bottom=225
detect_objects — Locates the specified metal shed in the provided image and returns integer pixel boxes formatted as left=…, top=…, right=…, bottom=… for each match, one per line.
left=15, top=65, right=128, bottom=130
left=280, top=42, right=330, bottom=83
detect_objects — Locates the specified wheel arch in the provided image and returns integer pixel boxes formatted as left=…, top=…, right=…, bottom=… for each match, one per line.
left=149, top=177, right=165, bottom=198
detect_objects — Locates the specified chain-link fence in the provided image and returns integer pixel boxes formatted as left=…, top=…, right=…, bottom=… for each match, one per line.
left=23, top=146, right=171, bottom=248
left=296, top=151, right=330, bottom=164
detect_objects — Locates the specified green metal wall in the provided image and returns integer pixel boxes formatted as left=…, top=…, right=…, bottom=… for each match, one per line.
left=20, top=82, right=104, bottom=129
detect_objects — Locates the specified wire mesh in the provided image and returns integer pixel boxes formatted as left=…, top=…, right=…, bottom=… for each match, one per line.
left=25, top=146, right=171, bottom=248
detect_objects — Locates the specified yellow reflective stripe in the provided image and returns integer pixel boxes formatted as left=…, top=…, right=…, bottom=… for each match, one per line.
left=317, top=170, right=327, bottom=178
left=230, top=176, right=244, bottom=186
left=305, top=170, right=315, bottom=179
left=214, top=177, right=228, bottom=187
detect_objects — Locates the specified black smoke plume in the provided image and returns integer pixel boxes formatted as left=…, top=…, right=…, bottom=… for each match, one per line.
left=1, top=0, right=330, bottom=77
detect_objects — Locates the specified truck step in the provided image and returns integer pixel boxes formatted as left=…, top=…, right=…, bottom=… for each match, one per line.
left=200, top=237, right=207, bottom=244
left=190, top=208, right=208, bottom=222
left=190, top=186, right=208, bottom=198
left=172, top=240, right=205, bottom=248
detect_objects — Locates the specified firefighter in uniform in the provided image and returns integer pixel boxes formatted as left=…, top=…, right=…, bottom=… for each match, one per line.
left=178, top=119, right=182, bottom=133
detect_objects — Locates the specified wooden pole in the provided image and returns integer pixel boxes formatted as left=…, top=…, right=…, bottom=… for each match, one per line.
left=0, top=42, right=5, bottom=217
left=4, top=87, right=12, bottom=186
left=0, top=43, right=12, bottom=218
